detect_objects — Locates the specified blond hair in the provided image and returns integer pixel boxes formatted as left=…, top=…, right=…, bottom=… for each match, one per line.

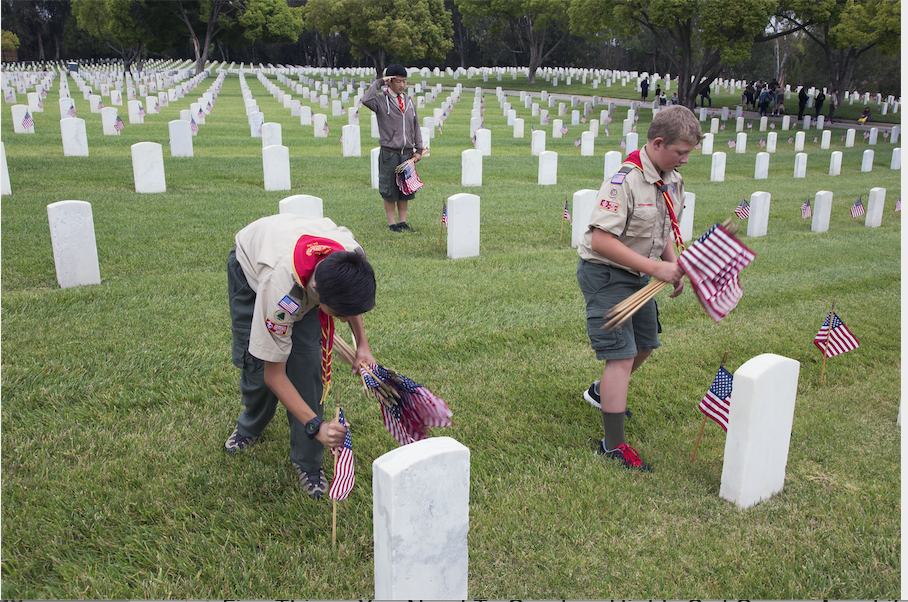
left=647, top=105, right=703, bottom=146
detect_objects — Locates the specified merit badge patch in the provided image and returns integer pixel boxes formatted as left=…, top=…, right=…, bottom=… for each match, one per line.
left=610, top=172, right=627, bottom=185
left=265, top=318, right=288, bottom=336
left=278, top=295, right=300, bottom=315
left=601, top=199, right=619, bottom=212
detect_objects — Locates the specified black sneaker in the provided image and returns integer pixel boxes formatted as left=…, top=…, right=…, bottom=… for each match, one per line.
left=397, top=221, right=414, bottom=232
left=597, top=439, right=652, bottom=471
left=583, top=381, right=632, bottom=418
left=292, top=463, right=328, bottom=499
left=224, top=428, right=258, bottom=452
left=388, top=224, right=401, bottom=232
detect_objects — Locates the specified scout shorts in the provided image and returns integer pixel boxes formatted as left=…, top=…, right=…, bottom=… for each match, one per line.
left=577, top=259, right=661, bottom=360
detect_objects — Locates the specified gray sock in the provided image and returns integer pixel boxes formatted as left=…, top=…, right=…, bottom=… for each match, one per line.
left=601, top=411, right=626, bottom=451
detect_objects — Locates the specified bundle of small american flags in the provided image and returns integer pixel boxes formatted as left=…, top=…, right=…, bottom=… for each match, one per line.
left=360, top=363, right=453, bottom=445
left=333, top=336, right=452, bottom=446
left=395, top=158, right=424, bottom=195
left=676, top=222, right=757, bottom=323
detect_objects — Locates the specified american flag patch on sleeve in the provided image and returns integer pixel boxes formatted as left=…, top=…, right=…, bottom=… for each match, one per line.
left=610, top=172, right=627, bottom=185
left=278, top=295, right=300, bottom=314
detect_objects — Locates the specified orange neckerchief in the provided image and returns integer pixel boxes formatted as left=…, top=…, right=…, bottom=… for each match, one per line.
left=623, top=150, right=685, bottom=254
left=292, top=235, right=346, bottom=404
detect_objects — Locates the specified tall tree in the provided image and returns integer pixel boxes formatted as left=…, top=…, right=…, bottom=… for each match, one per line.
left=302, top=0, right=453, bottom=78
left=569, top=0, right=779, bottom=108
left=455, top=0, right=570, bottom=82
left=778, top=0, right=900, bottom=102
left=72, top=0, right=158, bottom=70
left=151, top=0, right=303, bottom=74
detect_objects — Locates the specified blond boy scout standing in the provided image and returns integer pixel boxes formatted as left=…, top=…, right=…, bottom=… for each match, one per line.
left=577, top=105, right=704, bottom=471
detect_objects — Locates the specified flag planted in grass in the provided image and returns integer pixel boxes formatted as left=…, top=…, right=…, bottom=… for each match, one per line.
left=814, top=312, right=860, bottom=358
left=801, top=198, right=812, bottom=219
left=850, top=197, right=865, bottom=218
left=734, top=199, right=750, bottom=219
left=699, top=366, right=733, bottom=431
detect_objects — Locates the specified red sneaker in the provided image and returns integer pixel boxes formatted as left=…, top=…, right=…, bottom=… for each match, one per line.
left=598, top=440, right=652, bottom=472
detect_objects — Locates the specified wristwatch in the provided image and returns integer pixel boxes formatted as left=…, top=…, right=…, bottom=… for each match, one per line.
left=305, top=416, right=323, bottom=439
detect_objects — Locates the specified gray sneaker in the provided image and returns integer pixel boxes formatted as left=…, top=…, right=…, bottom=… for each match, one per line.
left=224, top=428, right=258, bottom=452
left=293, top=463, right=328, bottom=499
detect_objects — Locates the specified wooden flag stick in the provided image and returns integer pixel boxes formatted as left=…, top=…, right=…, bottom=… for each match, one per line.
left=820, top=300, right=835, bottom=385
left=691, top=351, right=728, bottom=462
left=332, top=403, right=340, bottom=548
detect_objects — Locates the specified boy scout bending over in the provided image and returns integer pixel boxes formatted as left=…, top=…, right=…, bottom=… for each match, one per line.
left=577, top=105, right=703, bottom=471
left=224, top=214, right=376, bottom=498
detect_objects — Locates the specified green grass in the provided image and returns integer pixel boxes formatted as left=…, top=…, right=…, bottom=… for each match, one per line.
left=1, top=67, right=901, bottom=599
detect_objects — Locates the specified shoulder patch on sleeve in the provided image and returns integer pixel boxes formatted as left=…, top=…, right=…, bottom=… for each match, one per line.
left=265, top=318, right=289, bottom=336
left=610, top=172, right=627, bottom=185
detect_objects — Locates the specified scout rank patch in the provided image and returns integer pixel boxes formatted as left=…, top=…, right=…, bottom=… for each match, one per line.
left=265, top=318, right=288, bottom=336
left=600, top=198, right=619, bottom=212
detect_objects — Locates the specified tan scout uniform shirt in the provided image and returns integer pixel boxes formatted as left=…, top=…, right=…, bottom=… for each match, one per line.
left=235, top=215, right=363, bottom=363
left=578, top=146, right=685, bottom=277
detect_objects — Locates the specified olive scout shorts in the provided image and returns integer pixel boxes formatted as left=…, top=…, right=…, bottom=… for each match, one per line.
left=577, top=259, right=661, bottom=361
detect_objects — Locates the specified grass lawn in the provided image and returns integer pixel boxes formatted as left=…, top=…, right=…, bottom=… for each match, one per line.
left=1, top=65, right=901, bottom=600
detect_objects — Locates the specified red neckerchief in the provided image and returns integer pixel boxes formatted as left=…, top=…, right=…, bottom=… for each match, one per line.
left=623, top=150, right=685, bottom=254
left=292, top=235, right=347, bottom=404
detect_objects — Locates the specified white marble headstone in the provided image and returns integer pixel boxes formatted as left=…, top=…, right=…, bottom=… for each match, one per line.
left=829, top=151, right=843, bottom=176
left=168, top=120, right=193, bottom=158
left=461, top=149, right=482, bottom=187
left=861, top=149, right=874, bottom=172
left=373, top=437, right=469, bottom=599
left=131, top=142, right=166, bottom=193
left=571, top=189, right=597, bottom=248
left=279, top=194, right=323, bottom=218
left=794, top=152, right=808, bottom=178
left=890, top=148, right=901, bottom=170
left=747, top=191, right=770, bottom=237
left=447, top=193, right=481, bottom=258
left=46, top=200, right=102, bottom=288
left=531, top=129, right=546, bottom=156
left=0, top=142, right=10, bottom=195
left=680, top=192, right=696, bottom=243
left=812, top=191, right=833, bottom=233
left=313, top=113, right=328, bottom=138
left=720, top=354, right=800, bottom=509
left=710, top=151, right=726, bottom=182
left=475, top=128, right=491, bottom=156
left=341, top=124, right=361, bottom=157
left=370, top=147, right=380, bottom=189
left=263, top=145, right=291, bottom=191
left=61, top=117, right=89, bottom=156
left=262, top=122, right=282, bottom=147
left=754, top=152, right=769, bottom=179
left=604, top=150, right=622, bottom=181
left=865, top=187, right=886, bottom=228
left=538, top=151, right=557, bottom=185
